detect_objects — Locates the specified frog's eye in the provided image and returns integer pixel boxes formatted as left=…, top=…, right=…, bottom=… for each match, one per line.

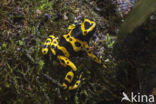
left=42, top=48, right=48, bottom=55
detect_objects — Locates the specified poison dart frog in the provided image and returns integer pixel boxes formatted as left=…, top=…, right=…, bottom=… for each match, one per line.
left=42, top=19, right=101, bottom=90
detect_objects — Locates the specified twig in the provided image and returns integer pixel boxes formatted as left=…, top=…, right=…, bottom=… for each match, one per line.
left=42, top=73, right=63, bottom=88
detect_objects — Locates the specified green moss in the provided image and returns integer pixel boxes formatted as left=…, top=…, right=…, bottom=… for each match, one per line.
left=0, top=0, right=120, bottom=103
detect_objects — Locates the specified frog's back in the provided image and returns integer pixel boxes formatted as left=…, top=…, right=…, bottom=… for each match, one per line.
left=58, top=36, right=84, bottom=57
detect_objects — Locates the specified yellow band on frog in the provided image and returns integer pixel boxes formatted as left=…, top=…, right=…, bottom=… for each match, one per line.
left=50, top=36, right=70, bottom=57
left=62, top=83, right=68, bottom=89
left=63, top=32, right=84, bottom=52
left=68, top=24, right=76, bottom=30
left=84, top=42, right=101, bottom=64
left=57, top=56, right=77, bottom=71
left=69, top=80, right=81, bottom=90
left=81, top=19, right=96, bottom=36
left=65, top=71, right=74, bottom=83
left=42, top=36, right=53, bottom=55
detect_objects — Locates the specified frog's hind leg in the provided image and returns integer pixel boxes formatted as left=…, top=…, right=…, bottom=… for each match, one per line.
left=62, top=71, right=83, bottom=90
left=57, top=55, right=80, bottom=90
left=62, top=71, right=75, bottom=89
left=57, top=56, right=77, bottom=71
left=68, top=72, right=83, bottom=90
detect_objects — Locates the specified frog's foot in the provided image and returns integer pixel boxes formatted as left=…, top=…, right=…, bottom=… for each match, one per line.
left=62, top=72, right=83, bottom=90
left=84, top=42, right=101, bottom=64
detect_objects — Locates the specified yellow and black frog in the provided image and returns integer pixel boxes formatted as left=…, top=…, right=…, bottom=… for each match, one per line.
left=42, top=19, right=101, bottom=90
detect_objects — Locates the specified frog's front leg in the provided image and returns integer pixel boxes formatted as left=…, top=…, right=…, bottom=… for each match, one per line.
left=42, top=35, right=56, bottom=55
left=83, top=42, right=101, bottom=64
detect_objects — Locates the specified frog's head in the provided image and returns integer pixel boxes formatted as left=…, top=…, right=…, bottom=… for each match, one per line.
left=69, top=19, right=96, bottom=42
left=81, top=18, right=96, bottom=38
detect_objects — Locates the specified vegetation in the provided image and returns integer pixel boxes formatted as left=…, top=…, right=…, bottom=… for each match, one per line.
left=0, top=0, right=118, bottom=104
